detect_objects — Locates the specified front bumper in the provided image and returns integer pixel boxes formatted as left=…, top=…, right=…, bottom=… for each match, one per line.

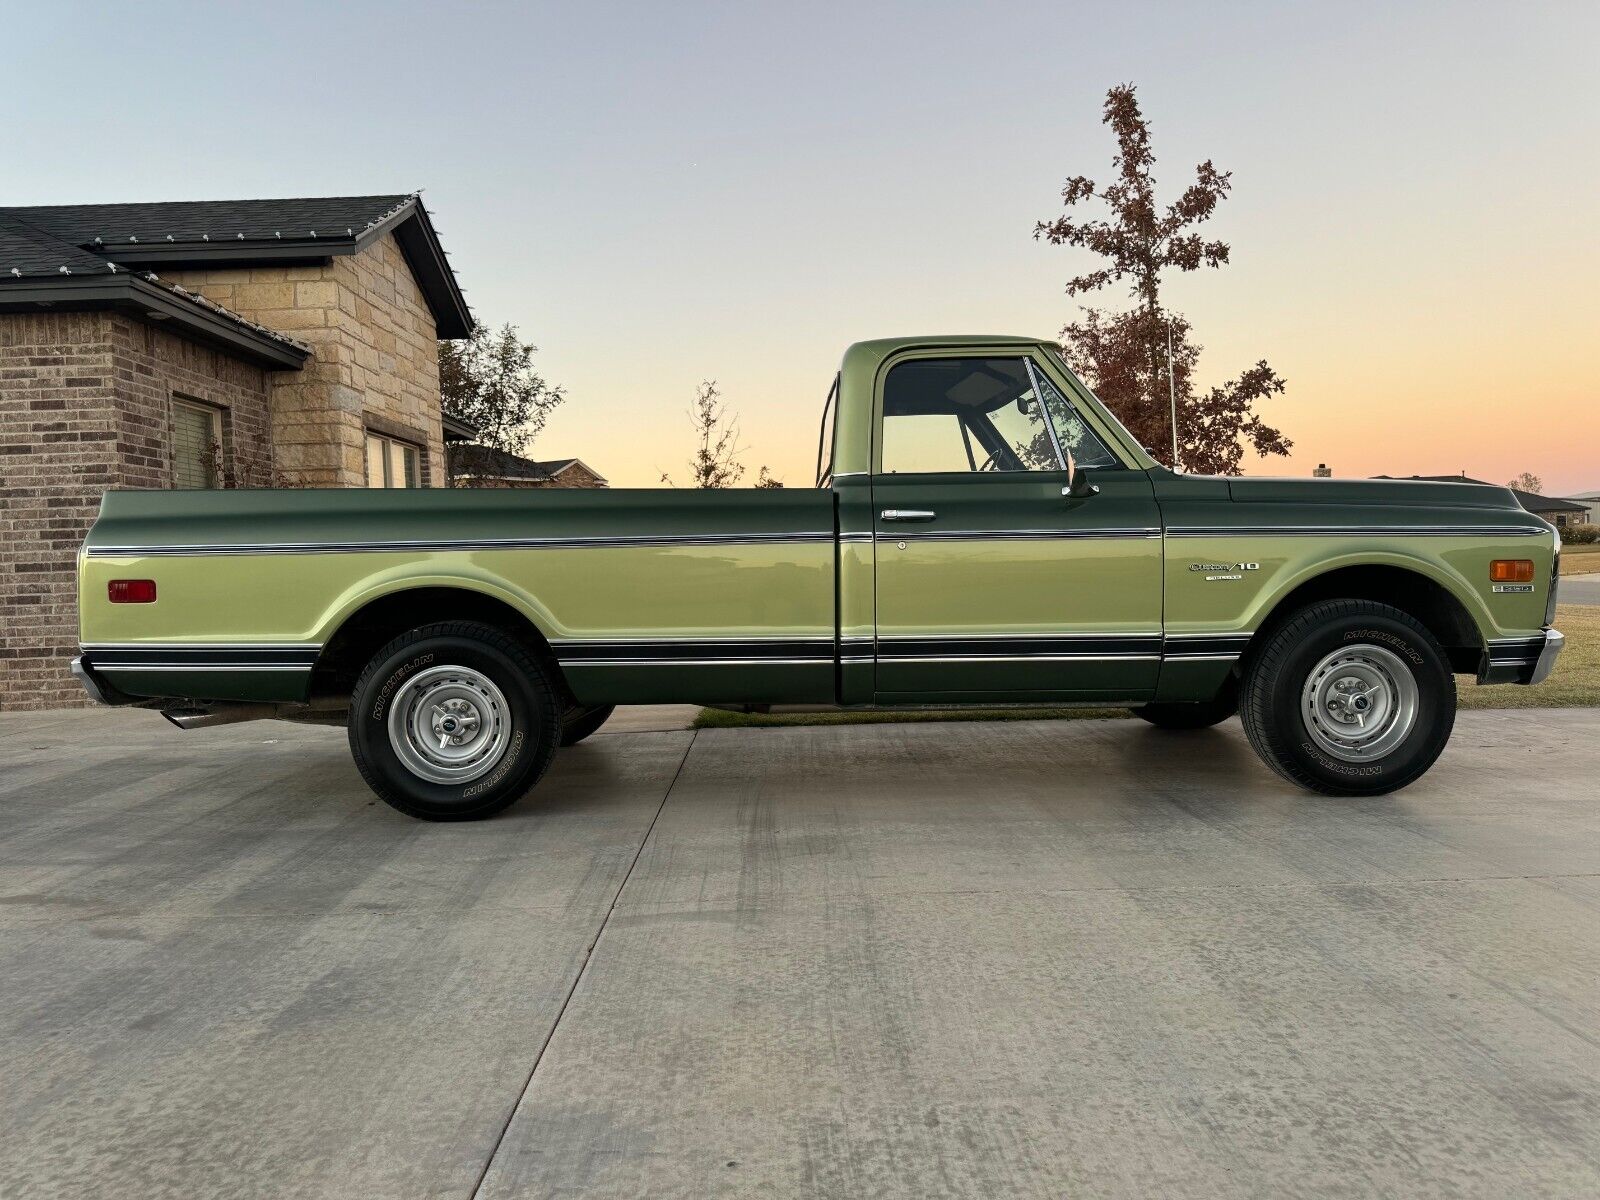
left=1479, top=629, right=1565, bottom=686
left=1528, top=628, right=1566, bottom=685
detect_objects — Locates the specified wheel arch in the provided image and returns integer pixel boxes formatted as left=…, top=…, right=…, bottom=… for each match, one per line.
left=1246, top=559, right=1485, bottom=673
left=308, top=580, right=571, bottom=702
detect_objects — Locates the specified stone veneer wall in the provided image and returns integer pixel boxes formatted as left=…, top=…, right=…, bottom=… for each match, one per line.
left=166, top=231, right=444, bottom=487
left=0, top=313, right=270, bottom=711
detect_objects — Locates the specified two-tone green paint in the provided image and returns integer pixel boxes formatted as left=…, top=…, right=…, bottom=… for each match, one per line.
left=77, top=336, right=1560, bottom=712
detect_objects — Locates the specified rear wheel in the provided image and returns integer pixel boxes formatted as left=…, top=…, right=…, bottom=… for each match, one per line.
left=560, top=704, right=616, bottom=746
left=1133, top=695, right=1237, bottom=729
left=348, top=621, right=561, bottom=820
left=1239, top=599, right=1455, bottom=796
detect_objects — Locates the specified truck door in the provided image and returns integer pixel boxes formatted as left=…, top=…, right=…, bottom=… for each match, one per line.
left=869, top=350, right=1163, bottom=701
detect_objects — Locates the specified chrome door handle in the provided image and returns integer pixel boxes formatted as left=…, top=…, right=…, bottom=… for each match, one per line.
left=880, top=509, right=936, bottom=522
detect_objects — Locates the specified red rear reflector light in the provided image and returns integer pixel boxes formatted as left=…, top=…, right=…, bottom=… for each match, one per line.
left=1489, top=559, right=1534, bottom=583
left=108, top=579, right=157, bottom=603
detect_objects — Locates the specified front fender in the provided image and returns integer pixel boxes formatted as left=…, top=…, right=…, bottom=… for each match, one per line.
left=1245, top=546, right=1495, bottom=639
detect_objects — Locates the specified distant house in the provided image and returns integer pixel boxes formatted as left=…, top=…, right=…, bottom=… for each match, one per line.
left=449, top=446, right=608, bottom=489
left=0, top=192, right=474, bottom=710
left=1373, top=474, right=1589, bottom=528
left=1569, top=491, right=1600, bottom=525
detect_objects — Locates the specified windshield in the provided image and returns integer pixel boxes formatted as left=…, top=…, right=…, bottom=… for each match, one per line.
left=815, top=374, right=838, bottom=486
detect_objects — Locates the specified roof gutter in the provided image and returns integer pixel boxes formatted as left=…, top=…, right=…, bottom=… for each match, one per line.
left=0, top=274, right=310, bottom=370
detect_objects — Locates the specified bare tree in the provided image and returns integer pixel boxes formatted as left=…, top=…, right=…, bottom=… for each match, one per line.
left=659, top=381, right=782, bottom=488
left=1504, top=472, right=1543, bottom=494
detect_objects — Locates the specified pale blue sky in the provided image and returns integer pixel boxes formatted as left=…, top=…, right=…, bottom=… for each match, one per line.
left=5, top=1, right=1596, bottom=489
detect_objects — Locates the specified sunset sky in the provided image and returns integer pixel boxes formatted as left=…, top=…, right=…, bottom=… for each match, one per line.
left=5, top=1, right=1596, bottom=493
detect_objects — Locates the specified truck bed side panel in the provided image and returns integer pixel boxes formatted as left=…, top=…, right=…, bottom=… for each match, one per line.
left=80, top=488, right=837, bottom=705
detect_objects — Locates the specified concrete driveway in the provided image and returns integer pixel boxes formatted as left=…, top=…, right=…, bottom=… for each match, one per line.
left=3, top=706, right=1599, bottom=1198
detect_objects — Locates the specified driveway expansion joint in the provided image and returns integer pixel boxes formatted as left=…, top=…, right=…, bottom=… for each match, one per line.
left=466, top=729, right=697, bottom=1199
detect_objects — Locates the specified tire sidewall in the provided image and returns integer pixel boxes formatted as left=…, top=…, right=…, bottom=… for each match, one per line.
left=1261, top=611, right=1453, bottom=791
left=352, top=633, right=551, bottom=818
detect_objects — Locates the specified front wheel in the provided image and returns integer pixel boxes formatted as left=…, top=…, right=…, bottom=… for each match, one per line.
left=1239, top=599, right=1456, bottom=796
left=348, top=621, right=561, bottom=820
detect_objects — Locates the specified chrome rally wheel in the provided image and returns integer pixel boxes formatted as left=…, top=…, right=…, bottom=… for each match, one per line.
left=386, top=664, right=511, bottom=785
left=1299, top=643, right=1419, bottom=763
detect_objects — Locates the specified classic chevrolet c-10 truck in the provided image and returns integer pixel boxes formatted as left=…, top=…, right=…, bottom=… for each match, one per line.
left=74, top=336, right=1564, bottom=819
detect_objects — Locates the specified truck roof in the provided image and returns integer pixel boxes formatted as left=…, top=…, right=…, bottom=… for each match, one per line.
left=842, top=333, right=1060, bottom=365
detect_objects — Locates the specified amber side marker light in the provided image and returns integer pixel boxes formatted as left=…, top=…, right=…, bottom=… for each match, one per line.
left=108, top=579, right=157, bottom=603
left=1489, top=560, right=1535, bottom=584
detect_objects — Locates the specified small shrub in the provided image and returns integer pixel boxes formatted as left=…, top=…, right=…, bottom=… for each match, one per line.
left=1560, top=524, right=1599, bottom=545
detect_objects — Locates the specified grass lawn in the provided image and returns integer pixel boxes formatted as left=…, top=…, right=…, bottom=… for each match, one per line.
left=1561, top=542, right=1600, bottom=575
left=693, top=603, right=1598, bottom=729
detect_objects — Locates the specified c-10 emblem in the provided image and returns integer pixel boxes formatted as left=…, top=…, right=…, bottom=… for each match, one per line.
left=1190, top=561, right=1260, bottom=582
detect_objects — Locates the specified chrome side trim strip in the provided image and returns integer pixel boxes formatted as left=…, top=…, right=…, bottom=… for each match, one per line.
left=878, top=654, right=1163, bottom=665
left=878, top=632, right=1162, bottom=643
left=884, top=528, right=1161, bottom=542
left=560, top=658, right=832, bottom=668
left=1166, top=525, right=1548, bottom=538
left=95, top=663, right=312, bottom=673
left=85, top=532, right=836, bottom=557
left=81, top=641, right=322, bottom=651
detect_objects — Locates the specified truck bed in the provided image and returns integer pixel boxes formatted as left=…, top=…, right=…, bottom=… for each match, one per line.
left=80, top=487, right=839, bottom=706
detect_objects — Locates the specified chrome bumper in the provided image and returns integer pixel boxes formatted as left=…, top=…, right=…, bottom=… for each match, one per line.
left=1527, top=628, right=1565, bottom=686
left=71, top=655, right=129, bottom=706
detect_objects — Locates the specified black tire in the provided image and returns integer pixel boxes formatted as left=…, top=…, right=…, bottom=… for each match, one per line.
left=1133, top=695, right=1237, bottom=729
left=559, top=703, right=616, bottom=746
left=1239, top=599, right=1456, bottom=796
left=348, top=621, right=561, bottom=820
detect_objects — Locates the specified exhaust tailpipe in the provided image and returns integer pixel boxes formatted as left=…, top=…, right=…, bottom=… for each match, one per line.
left=161, top=703, right=279, bottom=730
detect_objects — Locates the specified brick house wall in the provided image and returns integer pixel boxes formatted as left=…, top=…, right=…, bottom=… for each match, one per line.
left=167, top=232, right=443, bottom=487
left=0, top=312, right=270, bottom=710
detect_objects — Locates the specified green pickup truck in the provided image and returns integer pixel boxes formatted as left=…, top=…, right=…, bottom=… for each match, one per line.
left=75, top=335, right=1563, bottom=819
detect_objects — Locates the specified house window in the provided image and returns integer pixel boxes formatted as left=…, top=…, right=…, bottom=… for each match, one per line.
left=172, top=398, right=222, bottom=489
left=366, top=432, right=420, bottom=488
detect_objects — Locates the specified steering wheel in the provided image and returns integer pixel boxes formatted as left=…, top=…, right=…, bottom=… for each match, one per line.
left=977, top=448, right=1004, bottom=472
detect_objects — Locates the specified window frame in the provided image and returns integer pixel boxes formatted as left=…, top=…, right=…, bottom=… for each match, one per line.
left=815, top=374, right=840, bottom=487
left=872, top=349, right=1128, bottom=478
left=171, top=396, right=224, bottom=490
left=365, top=430, right=422, bottom=488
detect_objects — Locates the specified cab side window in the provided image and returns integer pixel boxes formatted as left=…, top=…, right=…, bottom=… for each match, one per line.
left=878, top=357, right=1115, bottom=474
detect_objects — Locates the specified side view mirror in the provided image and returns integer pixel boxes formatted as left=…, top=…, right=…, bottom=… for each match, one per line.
left=1063, top=467, right=1100, bottom=499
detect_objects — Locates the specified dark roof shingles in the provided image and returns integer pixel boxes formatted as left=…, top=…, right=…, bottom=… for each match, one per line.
left=5, top=195, right=415, bottom=247
left=0, top=212, right=121, bottom=278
